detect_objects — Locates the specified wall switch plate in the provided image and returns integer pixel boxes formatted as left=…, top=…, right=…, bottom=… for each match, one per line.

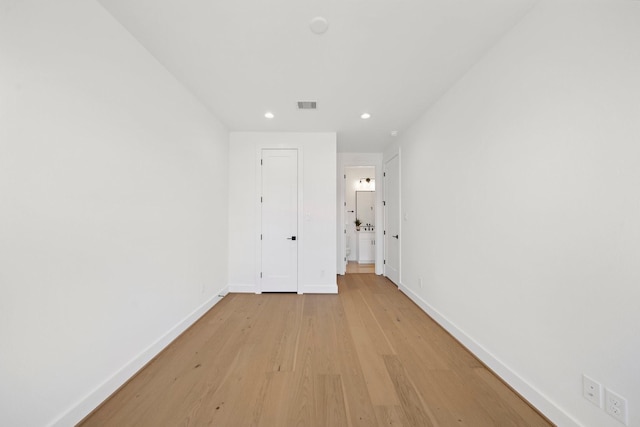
left=605, top=388, right=628, bottom=425
left=582, top=375, right=602, bottom=407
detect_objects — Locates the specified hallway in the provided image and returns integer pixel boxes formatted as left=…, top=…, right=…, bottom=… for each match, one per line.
left=345, top=261, right=375, bottom=274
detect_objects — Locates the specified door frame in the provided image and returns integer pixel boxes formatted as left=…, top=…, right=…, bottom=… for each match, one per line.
left=337, top=153, right=384, bottom=275
left=256, top=147, right=304, bottom=294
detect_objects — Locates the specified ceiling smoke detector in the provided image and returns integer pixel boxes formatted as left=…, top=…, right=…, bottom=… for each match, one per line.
left=309, top=17, right=329, bottom=35
left=297, top=101, right=317, bottom=110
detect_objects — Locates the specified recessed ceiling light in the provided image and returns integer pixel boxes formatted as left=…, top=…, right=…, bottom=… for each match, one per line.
left=390, top=130, right=398, bottom=136
left=360, top=113, right=371, bottom=119
left=264, top=112, right=274, bottom=119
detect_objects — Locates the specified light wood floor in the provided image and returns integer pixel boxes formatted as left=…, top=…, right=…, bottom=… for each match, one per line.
left=80, top=274, right=552, bottom=427
left=346, top=261, right=375, bottom=274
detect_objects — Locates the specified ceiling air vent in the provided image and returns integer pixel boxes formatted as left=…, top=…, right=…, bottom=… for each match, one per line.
left=297, top=101, right=317, bottom=110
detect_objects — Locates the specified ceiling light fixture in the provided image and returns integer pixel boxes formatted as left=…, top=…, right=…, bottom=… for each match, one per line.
left=264, top=112, right=274, bottom=119
left=360, top=113, right=371, bottom=119
left=391, top=130, right=398, bottom=136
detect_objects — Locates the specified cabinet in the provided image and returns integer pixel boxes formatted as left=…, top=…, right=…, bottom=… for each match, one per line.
left=358, top=231, right=375, bottom=264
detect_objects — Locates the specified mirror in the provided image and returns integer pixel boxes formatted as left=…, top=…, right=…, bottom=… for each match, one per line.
left=356, top=191, right=375, bottom=229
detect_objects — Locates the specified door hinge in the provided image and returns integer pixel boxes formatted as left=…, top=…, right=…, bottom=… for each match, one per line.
left=261, top=196, right=263, bottom=203
left=344, top=257, right=347, bottom=261
left=384, top=260, right=386, bottom=265
left=260, top=234, right=262, bottom=240
left=344, top=202, right=346, bottom=207
left=344, top=174, right=346, bottom=179
left=384, top=172, right=386, bottom=177
left=383, top=201, right=386, bottom=206
left=261, top=159, right=263, bottom=165
left=383, top=230, right=386, bottom=235
left=344, top=229, right=346, bottom=234
left=260, top=272, right=263, bottom=278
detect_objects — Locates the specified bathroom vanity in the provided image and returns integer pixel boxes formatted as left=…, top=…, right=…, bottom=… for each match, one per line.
left=357, top=230, right=375, bottom=264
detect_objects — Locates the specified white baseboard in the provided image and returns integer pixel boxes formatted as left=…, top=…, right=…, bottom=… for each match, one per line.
left=398, top=282, right=580, bottom=427
left=228, top=283, right=258, bottom=293
left=49, top=286, right=229, bottom=427
left=300, top=283, right=338, bottom=294
left=229, top=283, right=338, bottom=294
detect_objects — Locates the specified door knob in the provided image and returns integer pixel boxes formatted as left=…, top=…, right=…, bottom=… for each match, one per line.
left=287, top=236, right=297, bottom=241
left=392, top=235, right=399, bottom=239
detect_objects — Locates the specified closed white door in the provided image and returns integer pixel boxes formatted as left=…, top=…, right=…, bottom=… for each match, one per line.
left=261, top=149, right=298, bottom=292
left=384, top=155, right=400, bottom=284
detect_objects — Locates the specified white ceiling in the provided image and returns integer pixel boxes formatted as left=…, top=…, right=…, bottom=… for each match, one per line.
left=97, top=0, right=536, bottom=152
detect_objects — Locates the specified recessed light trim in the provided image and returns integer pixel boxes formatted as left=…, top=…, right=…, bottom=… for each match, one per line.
left=390, top=130, right=398, bottom=136
left=360, top=113, right=371, bottom=119
left=264, top=112, right=274, bottom=119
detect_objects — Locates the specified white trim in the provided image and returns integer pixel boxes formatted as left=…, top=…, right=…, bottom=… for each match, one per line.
left=255, top=147, right=263, bottom=293
left=397, top=282, right=581, bottom=427
left=297, top=149, right=304, bottom=292
left=300, top=283, right=338, bottom=294
left=397, top=149, right=401, bottom=284
left=228, top=284, right=259, bottom=293
left=230, top=283, right=337, bottom=294
left=49, top=287, right=229, bottom=427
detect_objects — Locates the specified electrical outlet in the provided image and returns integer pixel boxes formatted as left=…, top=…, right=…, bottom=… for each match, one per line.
left=605, top=388, right=628, bottom=425
left=583, top=375, right=602, bottom=407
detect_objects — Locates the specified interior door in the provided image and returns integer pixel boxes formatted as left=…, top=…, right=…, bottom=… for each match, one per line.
left=384, top=155, right=400, bottom=284
left=343, top=173, right=348, bottom=274
left=261, top=149, right=298, bottom=292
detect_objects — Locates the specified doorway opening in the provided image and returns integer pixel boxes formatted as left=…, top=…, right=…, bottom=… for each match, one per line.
left=344, top=166, right=376, bottom=274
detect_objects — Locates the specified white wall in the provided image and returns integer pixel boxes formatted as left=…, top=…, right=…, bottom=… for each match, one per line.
left=397, top=1, right=640, bottom=426
left=0, top=1, right=229, bottom=426
left=228, top=132, right=337, bottom=294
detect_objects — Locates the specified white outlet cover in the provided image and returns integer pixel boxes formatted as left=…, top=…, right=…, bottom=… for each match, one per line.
left=605, top=388, right=628, bottom=425
left=582, top=375, right=602, bottom=407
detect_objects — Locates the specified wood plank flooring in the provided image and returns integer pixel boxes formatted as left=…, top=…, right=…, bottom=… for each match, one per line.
left=346, top=262, right=375, bottom=274
left=80, top=274, right=553, bottom=427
